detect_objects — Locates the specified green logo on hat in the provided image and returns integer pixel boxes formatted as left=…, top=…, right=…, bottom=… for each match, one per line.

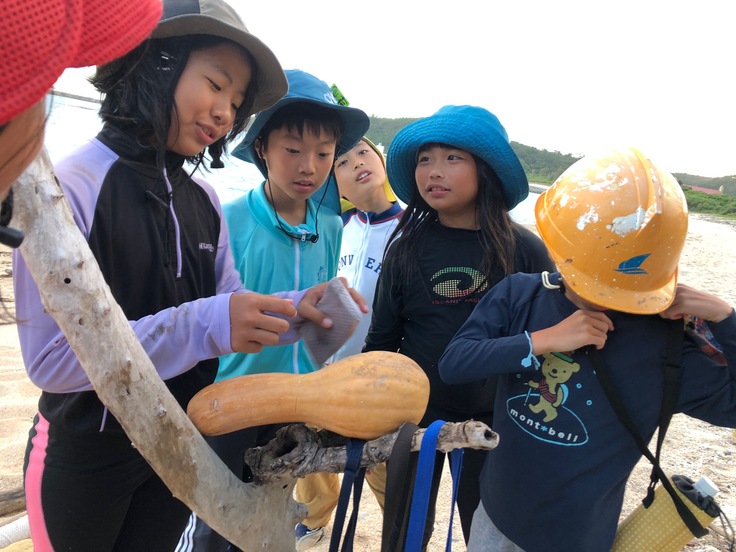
left=331, top=84, right=349, bottom=106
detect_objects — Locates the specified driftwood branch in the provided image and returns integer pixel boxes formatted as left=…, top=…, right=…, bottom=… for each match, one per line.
left=246, top=421, right=499, bottom=483
left=0, top=421, right=497, bottom=548
left=0, top=487, right=25, bottom=518
left=12, top=149, right=300, bottom=550
left=10, top=150, right=500, bottom=551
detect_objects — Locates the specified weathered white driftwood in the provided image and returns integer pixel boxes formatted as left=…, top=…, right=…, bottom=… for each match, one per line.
left=0, top=513, right=30, bottom=548
left=13, top=149, right=296, bottom=550
left=10, top=149, right=499, bottom=550
left=247, top=421, right=499, bottom=483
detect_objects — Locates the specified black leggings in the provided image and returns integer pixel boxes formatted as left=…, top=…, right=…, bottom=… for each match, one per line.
left=24, top=413, right=191, bottom=552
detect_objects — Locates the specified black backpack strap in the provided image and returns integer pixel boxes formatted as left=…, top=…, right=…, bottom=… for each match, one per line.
left=381, top=423, right=420, bottom=552
left=590, top=319, right=708, bottom=538
left=329, top=438, right=367, bottom=552
left=644, top=318, right=684, bottom=505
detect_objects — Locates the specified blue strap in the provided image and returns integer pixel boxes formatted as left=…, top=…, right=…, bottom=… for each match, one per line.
left=405, top=420, right=444, bottom=551
left=444, top=448, right=464, bottom=551
left=405, top=421, right=464, bottom=552
left=329, top=439, right=366, bottom=552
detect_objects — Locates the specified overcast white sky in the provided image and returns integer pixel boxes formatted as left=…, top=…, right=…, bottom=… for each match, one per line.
left=55, top=0, right=735, bottom=177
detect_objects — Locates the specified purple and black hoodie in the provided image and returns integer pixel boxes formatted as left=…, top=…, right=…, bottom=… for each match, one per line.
left=12, top=123, right=304, bottom=434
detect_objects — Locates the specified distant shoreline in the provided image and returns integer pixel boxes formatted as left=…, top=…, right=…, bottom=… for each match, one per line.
left=49, top=89, right=100, bottom=104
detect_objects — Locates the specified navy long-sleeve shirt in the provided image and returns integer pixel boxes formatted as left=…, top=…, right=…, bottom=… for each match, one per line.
left=440, top=271, right=736, bottom=552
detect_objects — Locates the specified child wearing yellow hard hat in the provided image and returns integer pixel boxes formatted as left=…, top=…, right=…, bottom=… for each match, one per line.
left=440, top=147, right=736, bottom=552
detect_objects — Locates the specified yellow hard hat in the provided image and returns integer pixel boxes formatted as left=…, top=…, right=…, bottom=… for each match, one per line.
left=535, top=147, right=688, bottom=314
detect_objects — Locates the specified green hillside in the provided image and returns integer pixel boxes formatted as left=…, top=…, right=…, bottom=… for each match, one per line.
left=681, top=188, right=736, bottom=218
left=365, top=116, right=420, bottom=149
left=673, top=173, right=736, bottom=196
left=367, top=116, right=581, bottom=184
left=367, top=116, right=736, bottom=217
left=509, top=142, right=580, bottom=184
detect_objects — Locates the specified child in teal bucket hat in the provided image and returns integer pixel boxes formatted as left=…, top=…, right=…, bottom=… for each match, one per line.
left=184, top=69, right=369, bottom=552
left=233, top=70, right=369, bottom=169
left=386, top=104, right=529, bottom=210
left=231, top=68, right=368, bottom=215
left=365, top=105, right=554, bottom=549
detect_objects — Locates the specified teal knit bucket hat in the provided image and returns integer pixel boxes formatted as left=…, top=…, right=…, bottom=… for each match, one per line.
left=386, top=105, right=529, bottom=210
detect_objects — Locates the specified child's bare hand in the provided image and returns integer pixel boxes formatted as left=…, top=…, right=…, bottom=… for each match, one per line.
left=229, top=293, right=295, bottom=353
left=659, top=283, right=733, bottom=323
left=531, top=310, right=614, bottom=353
left=298, top=277, right=368, bottom=328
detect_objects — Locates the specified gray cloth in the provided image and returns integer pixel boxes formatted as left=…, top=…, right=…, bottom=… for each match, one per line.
left=302, top=278, right=362, bottom=366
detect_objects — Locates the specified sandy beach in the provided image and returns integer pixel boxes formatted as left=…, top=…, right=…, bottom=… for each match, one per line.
left=1, top=213, right=735, bottom=551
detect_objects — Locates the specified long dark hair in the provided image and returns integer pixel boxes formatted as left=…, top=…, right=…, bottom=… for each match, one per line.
left=387, top=144, right=518, bottom=286
left=90, top=35, right=257, bottom=169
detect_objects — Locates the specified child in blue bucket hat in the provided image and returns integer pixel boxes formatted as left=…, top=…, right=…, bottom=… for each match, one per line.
left=232, top=70, right=369, bottom=176
left=180, top=69, right=370, bottom=552
left=364, top=105, right=554, bottom=549
left=387, top=105, right=529, bottom=210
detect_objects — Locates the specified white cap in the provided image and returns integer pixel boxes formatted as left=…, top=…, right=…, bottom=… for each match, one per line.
left=693, top=476, right=719, bottom=498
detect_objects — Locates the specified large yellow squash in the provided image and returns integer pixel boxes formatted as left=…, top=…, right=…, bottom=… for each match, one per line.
left=187, top=351, right=429, bottom=440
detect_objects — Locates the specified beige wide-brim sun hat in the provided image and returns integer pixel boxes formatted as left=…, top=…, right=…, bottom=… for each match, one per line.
left=152, top=0, right=287, bottom=115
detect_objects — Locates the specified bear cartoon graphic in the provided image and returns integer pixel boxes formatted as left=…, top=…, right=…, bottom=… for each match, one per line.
left=527, top=352, right=580, bottom=422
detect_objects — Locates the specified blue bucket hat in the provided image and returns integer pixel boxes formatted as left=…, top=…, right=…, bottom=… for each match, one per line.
left=386, top=105, right=529, bottom=210
left=231, top=69, right=370, bottom=177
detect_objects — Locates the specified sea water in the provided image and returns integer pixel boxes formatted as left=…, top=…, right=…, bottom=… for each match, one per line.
left=44, top=94, right=539, bottom=224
